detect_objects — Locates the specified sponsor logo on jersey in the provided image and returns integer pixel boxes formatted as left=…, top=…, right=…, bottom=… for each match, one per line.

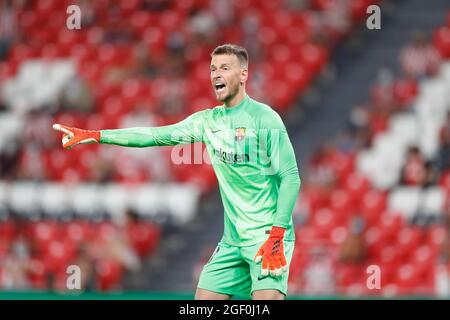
left=214, top=148, right=249, bottom=164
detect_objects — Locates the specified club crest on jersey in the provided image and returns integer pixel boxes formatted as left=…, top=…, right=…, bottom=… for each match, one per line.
left=235, top=127, right=246, bottom=141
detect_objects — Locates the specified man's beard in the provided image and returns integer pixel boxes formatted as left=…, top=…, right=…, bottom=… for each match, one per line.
left=218, top=83, right=239, bottom=103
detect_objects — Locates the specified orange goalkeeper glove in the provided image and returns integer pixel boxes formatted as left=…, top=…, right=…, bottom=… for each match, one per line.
left=254, top=226, right=288, bottom=277
left=52, top=124, right=100, bottom=149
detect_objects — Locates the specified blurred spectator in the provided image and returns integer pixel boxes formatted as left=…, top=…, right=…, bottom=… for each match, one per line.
left=59, top=76, right=94, bottom=113
left=102, top=3, right=135, bottom=44
left=437, top=111, right=450, bottom=173
left=105, top=43, right=159, bottom=83
left=420, top=162, right=439, bottom=188
left=211, top=0, right=235, bottom=28
left=346, top=104, right=372, bottom=151
left=338, top=216, right=367, bottom=263
left=77, top=0, right=96, bottom=28
left=188, top=8, right=218, bottom=45
left=0, top=137, right=21, bottom=180
left=320, top=0, right=351, bottom=45
left=0, top=91, right=8, bottom=112
left=307, top=144, right=337, bottom=189
left=436, top=201, right=450, bottom=297
left=16, top=144, right=46, bottom=180
left=302, top=245, right=335, bottom=295
left=0, top=236, right=30, bottom=289
left=166, top=31, right=187, bottom=56
left=73, top=244, right=96, bottom=291
left=157, top=77, right=187, bottom=118
left=0, top=0, right=19, bottom=61
left=368, top=102, right=391, bottom=137
left=241, top=12, right=264, bottom=63
left=348, top=104, right=370, bottom=133
left=371, top=68, right=395, bottom=111
left=400, top=31, right=442, bottom=79
left=89, top=150, right=115, bottom=183
left=104, top=231, right=141, bottom=273
left=400, top=146, right=427, bottom=186
left=141, top=0, right=172, bottom=11
left=334, top=130, right=358, bottom=154
left=23, top=110, right=54, bottom=149
left=285, top=0, right=310, bottom=11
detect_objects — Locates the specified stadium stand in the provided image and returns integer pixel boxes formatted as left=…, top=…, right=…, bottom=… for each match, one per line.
left=288, top=15, right=450, bottom=297
left=1, top=0, right=449, bottom=299
left=0, top=0, right=375, bottom=292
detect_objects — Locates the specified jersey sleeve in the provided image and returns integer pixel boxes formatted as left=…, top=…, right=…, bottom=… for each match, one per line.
left=99, top=110, right=207, bottom=147
left=260, top=109, right=301, bottom=229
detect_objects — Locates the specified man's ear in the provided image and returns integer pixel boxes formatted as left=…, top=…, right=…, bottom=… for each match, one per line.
left=240, top=67, right=248, bottom=84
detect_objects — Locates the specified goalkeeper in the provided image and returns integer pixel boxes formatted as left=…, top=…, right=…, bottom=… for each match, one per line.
left=53, top=44, right=301, bottom=300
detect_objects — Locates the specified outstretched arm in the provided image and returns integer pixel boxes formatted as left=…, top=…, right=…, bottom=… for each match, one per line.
left=53, top=111, right=206, bottom=149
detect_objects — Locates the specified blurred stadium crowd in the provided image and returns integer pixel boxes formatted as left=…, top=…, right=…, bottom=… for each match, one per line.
left=0, top=0, right=373, bottom=292
left=0, top=0, right=449, bottom=298
left=289, top=16, right=450, bottom=296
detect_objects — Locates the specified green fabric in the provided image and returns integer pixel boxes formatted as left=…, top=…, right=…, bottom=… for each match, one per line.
left=100, top=95, right=301, bottom=246
left=197, top=240, right=295, bottom=298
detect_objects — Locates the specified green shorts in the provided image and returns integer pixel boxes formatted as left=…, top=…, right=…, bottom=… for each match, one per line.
left=197, top=240, right=295, bottom=299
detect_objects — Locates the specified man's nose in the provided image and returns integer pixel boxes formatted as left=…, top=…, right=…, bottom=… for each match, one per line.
left=213, top=70, right=223, bottom=77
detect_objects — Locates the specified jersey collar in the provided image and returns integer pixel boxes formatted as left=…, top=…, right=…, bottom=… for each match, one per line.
left=223, top=94, right=249, bottom=114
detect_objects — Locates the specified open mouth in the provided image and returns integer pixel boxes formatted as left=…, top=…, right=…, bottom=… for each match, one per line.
left=215, top=83, right=226, bottom=93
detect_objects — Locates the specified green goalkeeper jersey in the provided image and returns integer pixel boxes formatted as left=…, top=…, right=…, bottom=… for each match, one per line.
left=100, top=95, right=301, bottom=246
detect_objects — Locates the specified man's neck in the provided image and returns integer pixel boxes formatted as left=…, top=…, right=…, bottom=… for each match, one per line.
left=224, top=90, right=246, bottom=108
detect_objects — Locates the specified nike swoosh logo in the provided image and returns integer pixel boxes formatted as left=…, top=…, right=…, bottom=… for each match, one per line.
left=258, top=275, right=269, bottom=281
left=211, top=129, right=221, bottom=133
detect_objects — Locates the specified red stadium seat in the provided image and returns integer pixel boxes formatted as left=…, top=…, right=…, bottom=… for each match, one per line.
left=330, top=189, right=355, bottom=225
left=60, top=220, right=91, bottom=245
left=439, top=170, right=450, bottom=192
left=142, top=27, right=166, bottom=53
left=298, top=43, right=328, bottom=75
left=393, top=78, right=418, bottom=109
left=27, top=258, right=48, bottom=290
left=8, top=44, right=36, bottom=66
left=95, top=259, right=123, bottom=291
left=118, top=0, right=140, bottom=16
left=395, top=263, right=420, bottom=292
left=344, top=172, right=371, bottom=202
left=283, top=61, right=312, bottom=94
left=426, top=225, right=447, bottom=251
left=329, top=226, right=348, bottom=246
left=377, top=213, right=404, bottom=242
left=412, top=245, right=435, bottom=278
left=312, top=207, right=339, bottom=238
left=258, top=26, right=279, bottom=48
left=127, top=222, right=161, bottom=258
left=0, top=220, right=16, bottom=242
left=433, top=26, right=450, bottom=59
left=395, top=227, right=423, bottom=260
left=359, top=190, right=387, bottom=226
left=42, top=239, right=75, bottom=274
left=364, top=225, right=386, bottom=258
left=29, top=221, right=59, bottom=250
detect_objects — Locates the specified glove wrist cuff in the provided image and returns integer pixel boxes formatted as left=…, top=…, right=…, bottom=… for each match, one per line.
left=86, top=130, right=101, bottom=142
left=270, top=226, right=285, bottom=239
